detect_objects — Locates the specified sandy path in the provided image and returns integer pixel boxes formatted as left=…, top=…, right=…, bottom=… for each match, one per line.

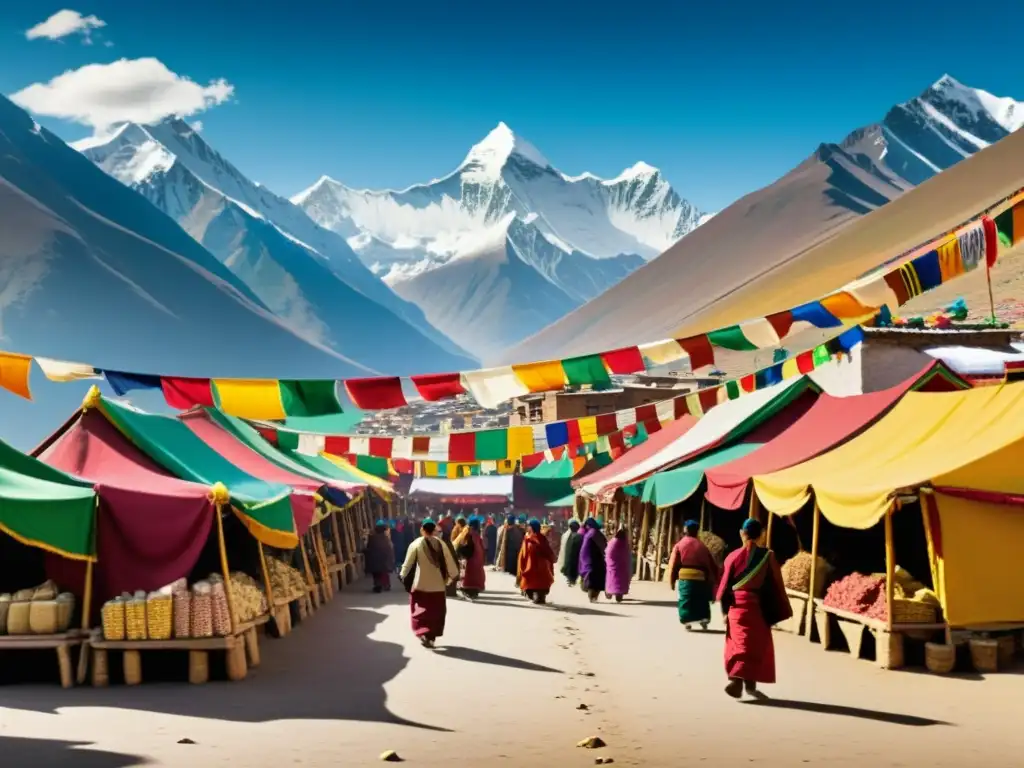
left=0, top=574, right=1021, bottom=766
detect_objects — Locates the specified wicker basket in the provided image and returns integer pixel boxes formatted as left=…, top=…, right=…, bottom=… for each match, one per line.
left=101, top=600, right=126, bottom=640
left=970, top=639, right=999, bottom=673
left=6, top=602, right=30, bottom=635
left=925, top=642, right=956, bottom=674
left=28, top=600, right=59, bottom=634
left=125, top=598, right=147, bottom=641
left=892, top=598, right=937, bottom=624
left=146, top=594, right=173, bottom=640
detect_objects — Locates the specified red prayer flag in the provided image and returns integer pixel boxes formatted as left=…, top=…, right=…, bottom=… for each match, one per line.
left=698, top=387, right=719, bottom=412
left=412, top=436, right=430, bottom=455
left=795, top=350, right=815, bottom=374
left=595, top=413, right=618, bottom=435
left=369, top=437, right=393, bottom=458
left=601, top=346, right=645, bottom=374
left=411, top=372, right=466, bottom=402
left=344, top=377, right=407, bottom=410
left=565, top=420, right=582, bottom=446
left=254, top=426, right=278, bottom=445
left=448, top=432, right=476, bottom=462
left=324, top=436, right=350, bottom=455
left=521, top=452, right=544, bottom=470
left=550, top=445, right=567, bottom=460
left=608, top=432, right=625, bottom=453
left=677, top=336, right=714, bottom=370
left=161, top=377, right=215, bottom=410
left=740, top=374, right=756, bottom=393
left=673, top=396, right=691, bottom=419
left=982, top=215, right=999, bottom=268
left=766, top=310, right=794, bottom=340
left=634, top=403, right=657, bottom=424
left=643, top=418, right=662, bottom=434
left=391, top=458, right=414, bottom=475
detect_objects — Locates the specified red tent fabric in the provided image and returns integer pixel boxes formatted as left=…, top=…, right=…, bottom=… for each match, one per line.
left=35, top=410, right=215, bottom=607
left=571, top=414, right=698, bottom=492
left=179, top=411, right=319, bottom=535
left=704, top=362, right=966, bottom=510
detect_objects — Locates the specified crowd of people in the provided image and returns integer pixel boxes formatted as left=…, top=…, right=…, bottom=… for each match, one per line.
left=366, top=509, right=791, bottom=699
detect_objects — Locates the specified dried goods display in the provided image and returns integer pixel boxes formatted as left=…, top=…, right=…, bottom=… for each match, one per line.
left=823, top=568, right=939, bottom=623
left=781, top=552, right=833, bottom=597
left=268, top=558, right=306, bottom=602
left=125, top=592, right=147, bottom=640
left=698, top=531, right=727, bottom=566
left=229, top=572, right=267, bottom=623
left=101, top=597, right=126, bottom=640
left=146, top=593, right=173, bottom=640
left=190, top=581, right=214, bottom=638
left=209, top=577, right=231, bottom=636
left=173, top=589, right=191, bottom=639
left=1, top=581, right=75, bottom=636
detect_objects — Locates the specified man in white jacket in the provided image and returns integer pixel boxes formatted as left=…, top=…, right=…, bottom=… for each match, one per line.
left=400, top=519, right=459, bottom=648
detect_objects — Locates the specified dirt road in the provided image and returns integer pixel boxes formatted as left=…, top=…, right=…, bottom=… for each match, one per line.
left=0, top=573, right=1021, bottom=766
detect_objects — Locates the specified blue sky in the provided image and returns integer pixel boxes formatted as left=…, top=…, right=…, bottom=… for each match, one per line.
left=2, top=2, right=1024, bottom=212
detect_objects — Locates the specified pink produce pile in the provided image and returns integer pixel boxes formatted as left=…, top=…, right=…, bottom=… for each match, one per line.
left=823, top=573, right=887, bottom=621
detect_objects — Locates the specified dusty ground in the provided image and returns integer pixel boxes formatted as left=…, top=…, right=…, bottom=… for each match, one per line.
left=0, top=573, right=1022, bottom=767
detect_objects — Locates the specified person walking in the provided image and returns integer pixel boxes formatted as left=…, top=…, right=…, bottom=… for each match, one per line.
left=578, top=518, right=608, bottom=602
left=494, top=514, right=524, bottom=574
left=604, top=523, right=632, bottom=602
left=454, top=516, right=486, bottom=599
left=558, top=520, right=583, bottom=586
left=716, top=518, right=791, bottom=698
left=400, top=519, right=459, bottom=648
left=364, top=520, right=395, bottom=593
left=667, top=520, right=720, bottom=630
left=518, top=519, right=556, bottom=604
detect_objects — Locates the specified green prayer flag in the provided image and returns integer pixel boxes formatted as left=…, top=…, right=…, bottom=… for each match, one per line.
left=812, top=344, right=831, bottom=365
left=561, top=355, right=613, bottom=389
left=355, top=456, right=390, bottom=478
left=725, top=379, right=741, bottom=399
left=277, top=430, right=300, bottom=451
left=995, top=208, right=1014, bottom=248
left=280, top=380, right=344, bottom=417
left=475, top=429, right=508, bottom=461
left=707, top=325, right=759, bottom=352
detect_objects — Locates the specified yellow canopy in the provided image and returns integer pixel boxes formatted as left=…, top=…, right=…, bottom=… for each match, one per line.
left=753, top=383, right=1024, bottom=528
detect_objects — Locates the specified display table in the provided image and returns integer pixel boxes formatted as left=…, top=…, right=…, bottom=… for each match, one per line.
left=0, top=630, right=86, bottom=688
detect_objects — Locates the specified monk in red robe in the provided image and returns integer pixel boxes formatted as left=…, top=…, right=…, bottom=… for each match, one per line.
left=518, top=519, right=556, bottom=604
left=453, top=516, right=486, bottom=599
left=716, top=517, right=791, bottom=699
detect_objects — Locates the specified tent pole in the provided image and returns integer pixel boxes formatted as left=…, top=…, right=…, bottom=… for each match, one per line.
left=215, top=504, right=239, bottom=635
left=331, top=507, right=345, bottom=583
left=748, top=489, right=759, bottom=521
left=635, top=502, right=651, bottom=580
left=807, top=501, right=820, bottom=643
left=257, top=541, right=276, bottom=609
left=698, top=499, right=706, bottom=532
left=918, top=491, right=940, bottom=603
left=76, top=557, right=95, bottom=684
left=885, top=503, right=896, bottom=633
left=765, top=494, right=774, bottom=548
left=299, top=532, right=318, bottom=610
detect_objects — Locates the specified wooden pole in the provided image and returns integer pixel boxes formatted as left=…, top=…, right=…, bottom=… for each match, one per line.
left=215, top=504, right=239, bottom=634
left=76, top=557, right=95, bottom=684
left=765, top=498, right=775, bottom=548
left=331, top=508, right=345, bottom=571
left=885, top=504, right=896, bottom=632
left=919, top=491, right=939, bottom=602
left=258, top=541, right=276, bottom=607
left=748, top=489, right=760, bottom=521
left=635, top=502, right=651, bottom=579
left=299, top=532, right=318, bottom=609
left=698, top=499, right=707, bottom=532
left=807, top=501, right=821, bottom=642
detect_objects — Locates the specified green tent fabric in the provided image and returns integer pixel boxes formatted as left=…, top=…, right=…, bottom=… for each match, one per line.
left=97, top=398, right=297, bottom=546
left=0, top=439, right=96, bottom=560
left=205, top=409, right=364, bottom=493
left=517, top=457, right=577, bottom=506
left=627, top=443, right=762, bottom=509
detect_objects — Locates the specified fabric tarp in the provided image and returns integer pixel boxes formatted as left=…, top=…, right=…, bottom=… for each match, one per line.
left=930, top=492, right=1024, bottom=626
left=924, top=343, right=1024, bottom=376
left=704, top=362, right=964, bottom=510
left=97, top=397, right=299, bottom=548
left=320, top=453, right=394, bottom=495
left=630, top=443, right=762, bottom=509
left=179, top=410, right=320, bottom=536
left=753, top=383, right=1024, bottom=529
left=205, top=409, right=363, bottom=502
left=37, top=409, right=214, bottom=604
left=514, top=456, right=585, bottom=508
left=579, top=377, right=815, bottom=498
left=409, top=476, right=513, bottom=502
left=0, top=438, right=96, bottom=560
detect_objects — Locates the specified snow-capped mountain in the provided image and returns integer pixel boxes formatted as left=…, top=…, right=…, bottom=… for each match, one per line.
left=294, top=123, right=709, bottom=358
left=500, top=75, right=1024, bottom=363
left=0, top=94, right=374, bottom=448
left=82, top=119, right=475, bottom=372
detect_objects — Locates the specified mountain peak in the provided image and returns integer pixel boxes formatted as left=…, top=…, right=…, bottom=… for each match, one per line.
left=462, top=122, right=550, bottom=176
left=604, top=160, right=660, bottom=184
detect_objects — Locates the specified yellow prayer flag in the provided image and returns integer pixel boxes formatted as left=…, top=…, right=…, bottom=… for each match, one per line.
left=639, top=339, right=684, bottom=366
left=512, top=360, right=566, bottom=392
left=0, top=353, right=32, bottom=400
left=781, top=359, right=800, bottom=379
left=936, top=237, right=964, bottom=282
left=577, top=416, right=598, bottom=444
left=213, top=379, right=287, bottom=420
left=819, top=291, right=874, bottom=321
left=506, top=426, right=535, bottom=461
left=424, top=461, right=439, bottom=477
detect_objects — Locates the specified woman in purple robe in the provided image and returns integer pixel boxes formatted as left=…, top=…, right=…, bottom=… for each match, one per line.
left=578, top=518, right=608, bottom=602
left=604, top=524, right=632, bottom=602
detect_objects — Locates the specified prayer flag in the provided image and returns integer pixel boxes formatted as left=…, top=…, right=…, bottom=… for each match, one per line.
left=411, top=372, right=465, bottom=402
left=344, top=377, right=407, bottom=410
left=161, top=377, right=215, bottom=409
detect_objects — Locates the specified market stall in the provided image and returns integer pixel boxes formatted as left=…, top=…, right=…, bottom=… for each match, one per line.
left=753, top=383, right=1024, bottom=673
left=0, top=438, right=97, bottom=688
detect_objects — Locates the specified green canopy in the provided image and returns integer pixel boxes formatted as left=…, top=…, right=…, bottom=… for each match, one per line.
left=0, top=439, right=96, bottom=560
left=97, top=397, right=298, bottom=548
left=518, top=457, right=579, bottom=507
left=627, top=443, right=762, bottom=509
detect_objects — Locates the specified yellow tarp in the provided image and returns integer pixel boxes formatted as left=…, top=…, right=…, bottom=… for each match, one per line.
left=932, top=493, right=1024, bottom=626
left=754, top=383, right=1024, bottom=528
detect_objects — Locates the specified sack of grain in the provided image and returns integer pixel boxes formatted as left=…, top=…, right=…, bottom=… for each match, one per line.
left=56, top=593, right=75, bottom=632
left=101, top=598, right=126, bottom=640
left=781, top=552, right=833, bottom=597
left=146, top=592, right=173, bottom=640
left=32, top=580, right=58, bottom=601
left=173, top=589, right=191, bottom=638
left=190, top=581, right=213, bottom=638
left=125, top=593, right=147, bottom=640
left=698, top=531, right=727, bottom=566
left=7, top=600, right=31, bottom=635
left=210, top=579, right=231, bottom=636
left=29, top=600, right=59, bottom=634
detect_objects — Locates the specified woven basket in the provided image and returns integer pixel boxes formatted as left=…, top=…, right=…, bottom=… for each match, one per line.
left=146, top=595, right=173, bottom=640
left=125, top=599, right=147, bottom=641
left=970, top=639, right=999, bottom=673
left=101, top=600, right=125, bottom=641
left=892, top=598, right=937, bottom=624
left=7, top=602, right=30, bottom=635
left=925, top=642, right=956, bottom=674
left=29, top=600, right=59, bottom=635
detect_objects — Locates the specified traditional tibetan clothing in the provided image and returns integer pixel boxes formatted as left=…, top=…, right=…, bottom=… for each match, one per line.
left=604, top=533, right=632, bottom=600
left=400, top=536, right=458, bottom=644
left=518, top=531, right=556, bottom=603
left=716, top=544, right=791, bottom=685
left=455, top=528, right=486, bottom=596
left=578, top=527, right=608, bottom=597
left=364, top=530, right=395, bottom=592
left=559, top=529, right=583, bottom=585
left=667, top=535, right=720, bottom=625
left=495, top=523, right=524, bottom=575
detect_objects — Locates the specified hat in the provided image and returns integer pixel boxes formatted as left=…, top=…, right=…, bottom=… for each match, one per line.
left=741, top=518, right=763, bottom=539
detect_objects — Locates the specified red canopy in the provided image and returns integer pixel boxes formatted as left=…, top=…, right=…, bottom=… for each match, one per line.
left=35, top=409, right=215, bottom=606
left=704, top=362, right=967, bottom=510
left=571, top=414, right=698, bottom=492
left=179, top=411, right=319, bottom=535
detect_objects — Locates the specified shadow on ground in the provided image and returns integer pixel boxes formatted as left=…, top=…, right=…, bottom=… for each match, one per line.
left=433, top=645, right=562, bottom=674
left=0, top=586, right=448, bottom=731
left=0, top=736, right=149, bottom=766
left=468, top=597, right=625, bottom=618
left=743, top=697, right=952, bottom=726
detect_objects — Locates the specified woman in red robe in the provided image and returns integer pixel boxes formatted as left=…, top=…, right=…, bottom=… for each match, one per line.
left=518, top=519, right=556, bottom=604
left=715, top=517, right=791, bottom=699
left=454, top=516, right=487, bottom=599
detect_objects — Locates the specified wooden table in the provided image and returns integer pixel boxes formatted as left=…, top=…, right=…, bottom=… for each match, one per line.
left=0, top=631, right=86, bottom=688
left=88, top=615, right=269, bottom=686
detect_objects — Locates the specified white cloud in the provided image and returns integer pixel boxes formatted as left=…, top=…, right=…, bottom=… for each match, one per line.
left=190, top=120, right=203, bottom=132
left=10, top=58, right=234, bottom=133
left=26, top=9, right=106, bottom=43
